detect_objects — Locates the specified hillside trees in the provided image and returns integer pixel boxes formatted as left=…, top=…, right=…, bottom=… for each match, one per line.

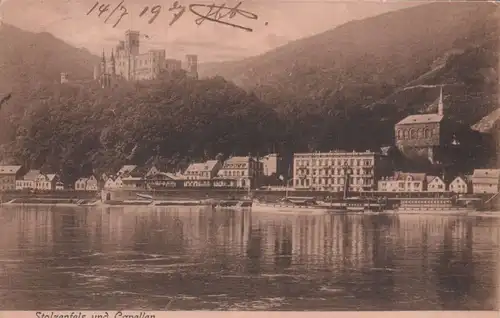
left=4, top=75, right=283, bottom=184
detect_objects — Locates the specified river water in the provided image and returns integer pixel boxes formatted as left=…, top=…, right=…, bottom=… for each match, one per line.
left=0, top=205, right=498, bottom=310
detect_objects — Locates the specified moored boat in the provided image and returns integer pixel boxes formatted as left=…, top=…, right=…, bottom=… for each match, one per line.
left=252, top=196, right=333, bottom=213
left=153, top=199, right=213, bottom=207
left=215, top=200, right=253, bottom=209
left=136, top=193, right=154, bottom=200
left=394, top=197, right=476, bottom=214
left=317, top=196, right=388, bottom=212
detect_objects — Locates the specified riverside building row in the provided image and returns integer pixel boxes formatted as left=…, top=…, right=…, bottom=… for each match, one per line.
left=0, top=152, right=498, bottom=195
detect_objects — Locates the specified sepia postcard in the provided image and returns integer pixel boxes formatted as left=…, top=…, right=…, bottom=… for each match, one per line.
left=0, top=0, right=499, bottom=316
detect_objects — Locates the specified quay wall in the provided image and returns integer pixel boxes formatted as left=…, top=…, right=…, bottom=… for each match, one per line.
left=100, top=188, right=492, bottom=201
left=1, top=188, right=495, bottom=206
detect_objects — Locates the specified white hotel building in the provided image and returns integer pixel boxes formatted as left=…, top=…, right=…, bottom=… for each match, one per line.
left=293, top=151, right=392, bottom=192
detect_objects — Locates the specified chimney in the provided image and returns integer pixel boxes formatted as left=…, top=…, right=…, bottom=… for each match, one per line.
left=438, top=86, right=444, bottom=116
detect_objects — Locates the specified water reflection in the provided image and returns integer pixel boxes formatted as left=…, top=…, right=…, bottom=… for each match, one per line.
left=0, top=206, right=498, bottom=310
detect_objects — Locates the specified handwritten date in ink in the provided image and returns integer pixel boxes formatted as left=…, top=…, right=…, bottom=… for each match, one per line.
left=87, top=0, right=128, bottom=28
left=189, top=1, right=258, bottom=32
left=138, top=1, right=186, bottom=26
left=87, top=0, right=257, bottom=31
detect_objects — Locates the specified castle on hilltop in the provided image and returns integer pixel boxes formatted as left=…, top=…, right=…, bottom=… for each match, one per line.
left=62, top=30, right=198, bottom=87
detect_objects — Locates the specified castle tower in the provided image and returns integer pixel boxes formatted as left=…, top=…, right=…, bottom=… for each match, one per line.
left=60, top=72, right=69, bottom=84
left=437, top=85, right=444, bottom=116
left=100, top=50, right=106, bottom=74
left=93, top=65, right=101, bottom=80
left=185, top=54, right=198, bottom=79
left=110, top=49, right=116, bottom=76
left=125, top=30, right=140, bottom=56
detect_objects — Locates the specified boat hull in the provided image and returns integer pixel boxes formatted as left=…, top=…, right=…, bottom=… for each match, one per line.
left=252, top=202, right=331, bottom=214
left=153, top=200, right=213, bottom=207
left=396, top=207, right=476, bottom=215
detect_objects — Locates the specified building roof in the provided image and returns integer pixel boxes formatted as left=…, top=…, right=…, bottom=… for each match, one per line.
left=471, top=108, right=500, bottom=133
left=222, top=156, right=251, bottom=169
left=426, top=175, right=444, bottom=184
left=185, top=163, right=205, bottom=173
left=204, top=160, right=219, bottom=171
left=165, top=172, right=183, bottom=180
left=185, top=160, right=219, bottom=173
left=23, top=169, right=40, bottom=181
left=0, top=165, right=22, bottom=175
left=471, top=169, right=500, bottom=184
left=76, top=177, right=89, bottom=183
left=396, top=114, right=444, bottom=125
left=117, top=165, right=137, bottom=175
left=451, top=175, right=469, bottom=183
left=395, top=172, right=426, bottom=181
left=45, top=174, right=57, bottom=182
left=262, top=153, right=278, bottom=159
left=225, top=156, right=251, bottom=163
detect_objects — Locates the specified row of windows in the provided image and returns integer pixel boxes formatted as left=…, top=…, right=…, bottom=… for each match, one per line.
left=428, top=184, right=445, bottom=189
left=295, top=178, right=374, bottom=186
left=296, top=168, right=373, bottom=176
left=379, top=182, right=422, bottom=188
left=295, top=159, right=374, bottom=167
left=396, top=127, right=437, bottom=140
left=16, top=181, right=51, bottom=188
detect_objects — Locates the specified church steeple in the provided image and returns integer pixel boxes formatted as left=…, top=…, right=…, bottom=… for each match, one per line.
left=437, top=85, right=444, bottom=116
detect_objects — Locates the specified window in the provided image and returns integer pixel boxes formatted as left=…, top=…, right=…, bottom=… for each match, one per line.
left=397, top=130, right=402, bottom=139
left=410, top=129, right=417, bottom=139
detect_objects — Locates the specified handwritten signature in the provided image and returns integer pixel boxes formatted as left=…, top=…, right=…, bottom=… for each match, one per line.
left=189, top=2, right=258, bottom=32
left=86, top=0, right=259, bottom=32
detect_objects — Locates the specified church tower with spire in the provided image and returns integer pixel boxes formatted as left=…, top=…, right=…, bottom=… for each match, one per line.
left=437, top=85, right=444, bottom=116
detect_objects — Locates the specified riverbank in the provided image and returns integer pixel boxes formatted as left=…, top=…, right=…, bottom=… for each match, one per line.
left=2, top=198, right=500, bottom=217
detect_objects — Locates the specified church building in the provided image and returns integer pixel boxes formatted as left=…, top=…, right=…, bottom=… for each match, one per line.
left=394, top=86, right=462, bottom=167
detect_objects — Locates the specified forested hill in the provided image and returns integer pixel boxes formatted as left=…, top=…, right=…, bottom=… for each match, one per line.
left=0, top=23, right=98, bottom=92
left=0, top=74, right=283, bottom=184
left=200, top=2, right=498, bottom=152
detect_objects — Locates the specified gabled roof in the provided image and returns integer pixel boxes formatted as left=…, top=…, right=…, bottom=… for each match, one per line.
left=397, top=114, right=443, bottom=125
left=426, top=175, right=444, bottom=184
left=184, top=163, right=205, bottom=173
left=184, top=160, right=219, bottom=173
left=0, top=165, right=22, bottom=175
left=394, top=172, right=426, bottom=182
left=45, top=174, right=58, bottom=181
left=117, top=165, right=137, bottom=175
left=451, top=175, right=470, bottom=184
left=23, top=169, right=40, bottom=181
left=76, top=177, right=89, bottom=183
left=165, top=172, right=183, bottom=180
left=204, top=160, right=219, bottom=171
left=471, top=108, right=500, bottom=133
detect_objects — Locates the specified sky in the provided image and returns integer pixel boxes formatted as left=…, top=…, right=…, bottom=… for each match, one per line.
left=0, top=0, right=418, bottom=62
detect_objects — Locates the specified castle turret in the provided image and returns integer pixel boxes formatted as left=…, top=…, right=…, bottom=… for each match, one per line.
left=93, top=65, right=101, bottom=80
left=60, top=72, right=69, bottom=84
left=185, top=54, right=198, bottom=79
left=100, top=50, right=106, bottom=74
left=110, top=49, right=116, bottom=76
